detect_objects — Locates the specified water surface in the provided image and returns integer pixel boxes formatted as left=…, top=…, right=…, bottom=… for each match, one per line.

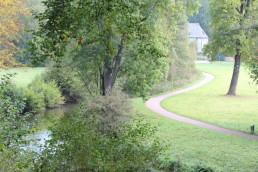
left=24, top=104, right=78, bottom=151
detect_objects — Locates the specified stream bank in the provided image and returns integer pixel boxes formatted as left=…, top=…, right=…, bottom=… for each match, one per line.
left=23, top=104, right=78, bottom=151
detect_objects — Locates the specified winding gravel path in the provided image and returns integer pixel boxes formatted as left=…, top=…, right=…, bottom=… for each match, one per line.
left=146, top=72, right=258, bottom=140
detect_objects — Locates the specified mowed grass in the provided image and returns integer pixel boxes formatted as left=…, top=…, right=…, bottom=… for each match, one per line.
left=0, top=67, right=46, bottom=86
left=132, top=98, right=258, bottom=171
left=132, top=96, right=258, bottom=171
left=162, top=62, right=258, bottom=135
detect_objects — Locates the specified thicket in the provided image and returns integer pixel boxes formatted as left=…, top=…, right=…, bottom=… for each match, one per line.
left=31, top=91, right=163, bottom=171
left=0, top=74, right=34, bottom=171
left=0, top=74, right=33, bottom=148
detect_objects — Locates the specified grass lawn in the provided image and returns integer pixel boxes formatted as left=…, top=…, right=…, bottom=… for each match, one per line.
left=162, top=62, right=258, bottom=135
left=132, top=98, right=258, bottom=171
left=0, top=67, right=47, bottom=86
left=132, top=89, right=258, bottom=170
left=132, top=62, right=258, bottom=171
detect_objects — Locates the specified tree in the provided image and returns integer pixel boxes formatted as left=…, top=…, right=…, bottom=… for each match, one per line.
left=0, top=0, right=28, bottom=69
left=29, top=0, right=198, bottom=96
left=204, top=0, right=258, bottom=95
left=247, top=43, right=258, bottom=85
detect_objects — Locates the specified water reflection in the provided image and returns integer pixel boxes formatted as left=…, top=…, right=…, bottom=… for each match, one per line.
left=23, top=104, right=78, bottom=151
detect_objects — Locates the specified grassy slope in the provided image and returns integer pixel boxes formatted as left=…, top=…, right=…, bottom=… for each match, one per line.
left=0, top=67, right=46, bottom=86
left=132, top=62, right=258, bottom=171
left=162, top=62, right=258, bottom=135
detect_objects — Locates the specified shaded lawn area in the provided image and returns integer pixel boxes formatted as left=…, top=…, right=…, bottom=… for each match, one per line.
left=132, top=98, right=258, bottom=171
left=161, top=62, right=258, bottom=135
left=0, top=67, right=46, bottom=86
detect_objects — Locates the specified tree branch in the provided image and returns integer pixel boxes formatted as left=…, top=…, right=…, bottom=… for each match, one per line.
left=110, top=34, right=126, bottom=87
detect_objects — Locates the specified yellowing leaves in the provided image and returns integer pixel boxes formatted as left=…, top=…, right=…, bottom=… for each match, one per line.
left=0, top=0, right=28, bottom=69
left=77, top=38, right=84, bottom=45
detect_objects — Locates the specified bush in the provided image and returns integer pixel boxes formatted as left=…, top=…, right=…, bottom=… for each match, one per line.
left=85, top=89, right=132, bottom=134
left=30, top=90, right=162, bottom=171
left=22, top=78, right=64, bottom=112
left=43, top=68, right=84, bottom=103
left=31, top=107, right=162, bottom=171
left=0, top=74, right=33, bottom=148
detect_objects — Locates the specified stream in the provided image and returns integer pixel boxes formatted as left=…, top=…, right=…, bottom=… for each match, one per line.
left=23, top=104, right=78, bottom=152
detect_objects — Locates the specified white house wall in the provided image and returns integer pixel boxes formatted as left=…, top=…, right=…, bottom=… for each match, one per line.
left=190, top=38, right=208, bottom=54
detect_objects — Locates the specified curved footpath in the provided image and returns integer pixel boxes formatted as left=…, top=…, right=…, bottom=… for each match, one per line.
left=146, top=72, right=258, bottom=140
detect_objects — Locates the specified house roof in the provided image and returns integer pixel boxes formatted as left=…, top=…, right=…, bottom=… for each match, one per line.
left=188, top=23, right=208, bottom=38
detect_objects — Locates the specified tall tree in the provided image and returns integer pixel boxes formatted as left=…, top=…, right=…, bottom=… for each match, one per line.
left=29, top=0, right=198, bottom=96
left=0, top=0, right=28, bottom=69
left=204, top=0, right=258, bottom=95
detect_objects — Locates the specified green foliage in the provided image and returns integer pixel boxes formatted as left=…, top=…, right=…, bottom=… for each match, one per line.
left=23, top=77, right=64, bottom=112
left=43, top=68, right=84, bottom=103
left=0, top=74, right=33, bottom=148
left=152, top=16, right=199, bottom=95
left=14, top=0, right=45, bottom=65
left=86, top=89, right=132, bottom=134
left=189, top=40, right=198, bottom=60
left=247, top=57, right=258, bottom=85
left=120, top=44, right=170, bottom=98
left=204, top=0, right=258, bottom=61
left=29, top=0, right=199, bottom=97
left=32, top=107, right=163, bottom=171
left=246, top=42, right=258, bottom=85
left=204, top=0, right=258, bottom=94
left=22, top=86, right=45, bottom=112
left=0, top=149, right=36, bottom=172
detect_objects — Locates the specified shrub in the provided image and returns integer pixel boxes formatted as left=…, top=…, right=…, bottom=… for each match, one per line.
left=31, top=90, right=162, bottom=171
left=22, top=87, right=45, bottom=112
left=43, top=80, right=65, bottom=107
left=43, top=68, right=84, bottom=103
left=32, top=108, right=162, bottom=171
left=0, top=74, right=33, bottom=148
left=85, top=89, right=132, bottom=134
left=22, top=78, right=64, bottom=112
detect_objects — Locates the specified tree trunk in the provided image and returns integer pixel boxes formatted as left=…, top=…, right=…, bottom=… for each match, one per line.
left=101, top=37, right=125, bottom=96
left=102, top=58, right=112, bottom=96
left=102, top=55, right=122, bottom=96
left=226, top=52, right=241, bottom=95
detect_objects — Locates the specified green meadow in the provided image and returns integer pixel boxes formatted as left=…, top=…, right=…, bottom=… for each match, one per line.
left=132, top=62, right=258, bottom=171
left=0, top=67, right=46, bottom=86
left=162, top=62, right=258, bottom=135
